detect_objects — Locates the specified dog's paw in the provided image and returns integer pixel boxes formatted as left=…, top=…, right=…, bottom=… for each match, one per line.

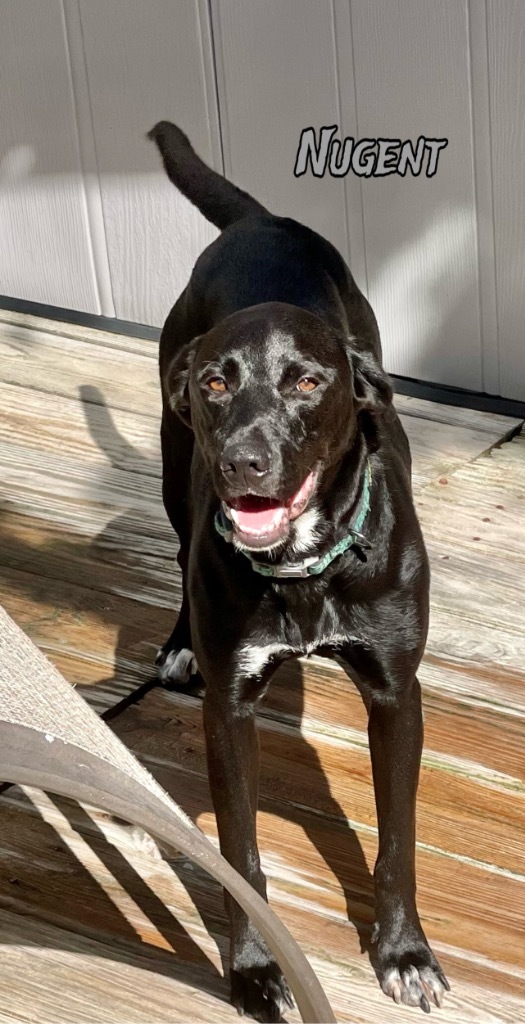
left=230, top=963, right=294, bottom=1023
left=381, top=964, right=449, bottom=1013
left=374, top=925, right=450, bottom=1012
left=155, top=645, right=199, bottom=685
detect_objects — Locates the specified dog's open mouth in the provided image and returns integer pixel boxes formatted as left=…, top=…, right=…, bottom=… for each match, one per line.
left=222, top=470, right=317, bottom=549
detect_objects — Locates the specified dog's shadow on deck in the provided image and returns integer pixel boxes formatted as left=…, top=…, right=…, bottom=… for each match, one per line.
left=178, top=655, right=374, bottom=958
left=140, top=654, right=376, bottom=975
left=0, top=385, right=376, bottom=1011
left=259, top=657, right=375, bottom=954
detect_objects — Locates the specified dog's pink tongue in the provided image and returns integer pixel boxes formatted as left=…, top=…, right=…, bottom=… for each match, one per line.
left=235, top=506, right=284, bottom=532
left=231, top=473, right=316, bottom=535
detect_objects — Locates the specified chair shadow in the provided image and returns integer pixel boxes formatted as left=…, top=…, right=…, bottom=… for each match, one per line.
left=0, top=784, right=227, bottom=1001
left=0, top=383, right=376, bottom=1009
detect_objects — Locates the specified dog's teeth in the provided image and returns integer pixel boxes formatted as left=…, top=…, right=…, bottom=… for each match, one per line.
left=222, top=501, right=233, bottom=520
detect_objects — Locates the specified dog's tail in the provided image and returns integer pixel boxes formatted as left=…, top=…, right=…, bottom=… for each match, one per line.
left=148, top=121, right=268, bottom=230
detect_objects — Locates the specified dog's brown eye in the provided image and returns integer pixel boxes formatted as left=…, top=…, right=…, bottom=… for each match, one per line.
left=207, top=377, right=228, bottom=393
left=297, top=377, right=318, bottom=393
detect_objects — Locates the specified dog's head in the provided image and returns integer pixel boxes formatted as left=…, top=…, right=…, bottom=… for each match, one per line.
left=167, top=303, right=391, bottom=552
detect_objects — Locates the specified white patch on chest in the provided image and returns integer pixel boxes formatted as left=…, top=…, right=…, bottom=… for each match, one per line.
left=309, top=633, right=351, bottom=652
left=237, top=633, right=354, bottom=679
left=237, top=642, right=291, bottom=679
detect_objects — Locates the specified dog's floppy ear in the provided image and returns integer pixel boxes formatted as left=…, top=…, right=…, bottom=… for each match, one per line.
left=165, top=337, right=199, bottom=427
left=350, top=347, right=393, bottom=414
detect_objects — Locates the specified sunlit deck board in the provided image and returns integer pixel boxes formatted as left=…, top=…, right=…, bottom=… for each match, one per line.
left=1, top=786, right=524, bottom=1024
left=0, top=310, right=524, bottom=1023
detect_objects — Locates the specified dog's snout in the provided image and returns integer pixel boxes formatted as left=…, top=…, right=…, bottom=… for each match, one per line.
left=220, top=443, right=271, bottom=488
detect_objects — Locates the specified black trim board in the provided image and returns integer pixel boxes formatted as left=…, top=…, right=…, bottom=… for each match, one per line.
left=391, top=375, right=525, bottom=420
left=0, top=295, right=161, bottom=342
left=2, top=296, right=524, bottom=420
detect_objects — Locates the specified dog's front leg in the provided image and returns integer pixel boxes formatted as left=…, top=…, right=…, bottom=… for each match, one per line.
left=367, top=675, right=450, bottom=1011
left=203, top=686, right=293, bottom=1022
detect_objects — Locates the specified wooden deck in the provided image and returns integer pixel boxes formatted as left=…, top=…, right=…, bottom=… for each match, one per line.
left=0, top=308, right=524, bottom=1024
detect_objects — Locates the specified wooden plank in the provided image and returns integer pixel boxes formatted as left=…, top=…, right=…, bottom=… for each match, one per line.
left=2, top=430, right=524, bottom=720
left=1, top=380, right=518, bottom=517
left=0, top=308, right=520, bottom=433
left=0, top=563, right=175, bottom=711
left=0, top=508, right=176, bottom=607
left=1, top=907, right=522, bottom=1024
left=0, top=320, right=519, bottom=726
left=402, top=414, right=518, bottom=488
left=2, top=537, right=523, bottom=785
left=0, top=383, right=160, bottom=472
left=267, top=657, right=524, bottom=785
left=120, top=760, right=525, bottom=977
left=0, top=910, right=235, bottom=1024
left=0, top=789, right=523, bottom=1020
left=417, top=435, right=525, bottom=713
left=394, top=392, right=520, bottom=437
left=111, top=689, right=525, bottom=876
left=0, top=322, right=161, bottom=419
left=1, top=321, right=524, bottom=1022
left=0, top=309, right=159, bottom=359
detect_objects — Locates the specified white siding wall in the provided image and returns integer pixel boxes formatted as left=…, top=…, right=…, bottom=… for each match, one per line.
left=0, top=0, right=523, bottom=399
left=347, top=0, right=481, bottom=390
left=0, top=0, right=102, bottom=313
left=78, top=0, right=221, bottom=326
left=486, top=0, right=525, bottom=401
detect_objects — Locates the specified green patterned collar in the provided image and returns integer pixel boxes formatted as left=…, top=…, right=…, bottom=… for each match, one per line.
left=214, top=461, right=372, bottom=579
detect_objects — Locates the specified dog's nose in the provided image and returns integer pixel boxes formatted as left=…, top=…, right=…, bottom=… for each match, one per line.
left=220, top=444, right=271, bottom=488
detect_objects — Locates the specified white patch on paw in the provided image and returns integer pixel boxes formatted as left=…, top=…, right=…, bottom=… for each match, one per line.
left=382, top=968, right=404, bottom=1005
left=418, top=965, right=446, bottom=1008
left=382, top=964, right=447, bottom=1009
left=157, top=647, right=198, bottom=683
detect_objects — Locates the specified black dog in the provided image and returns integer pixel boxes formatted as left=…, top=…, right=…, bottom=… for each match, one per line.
left=149, top=121, right=449, bottom=1020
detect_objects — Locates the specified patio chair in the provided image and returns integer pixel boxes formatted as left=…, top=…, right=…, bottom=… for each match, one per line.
left=0, top=604, right=335, bottom=1023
